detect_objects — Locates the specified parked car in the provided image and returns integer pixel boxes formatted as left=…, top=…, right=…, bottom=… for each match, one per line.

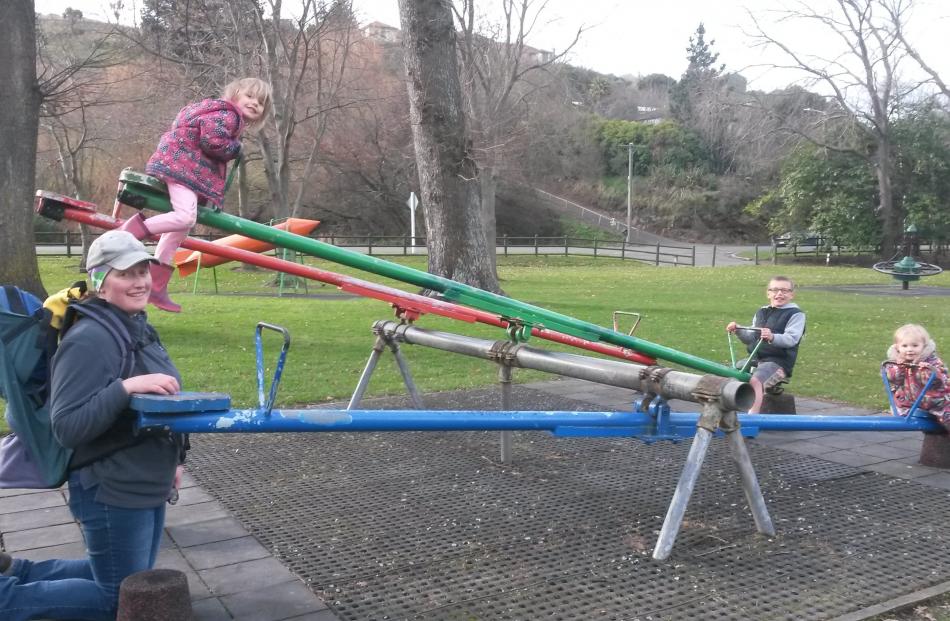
left=772, top=231, right=825, bottom=247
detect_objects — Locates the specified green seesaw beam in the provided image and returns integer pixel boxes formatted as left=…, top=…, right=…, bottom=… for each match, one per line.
left=117, top=170, right=750, bottom=381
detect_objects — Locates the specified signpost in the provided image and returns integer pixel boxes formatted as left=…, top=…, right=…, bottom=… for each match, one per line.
left=407, top=191, right=418, bottom=254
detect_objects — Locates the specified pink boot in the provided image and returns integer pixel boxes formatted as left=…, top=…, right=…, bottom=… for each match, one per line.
left=148, top=263, right=181, bottom=313
left=117, top=212, right=151, bottom=240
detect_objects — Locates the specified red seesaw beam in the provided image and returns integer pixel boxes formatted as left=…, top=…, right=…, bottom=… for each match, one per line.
left=36, top=191, right=656, bottom=366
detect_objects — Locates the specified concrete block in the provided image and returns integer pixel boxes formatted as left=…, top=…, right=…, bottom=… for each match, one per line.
left=918, top=432, right=950, bottom=469
left=117, top=568, right=193, bottom=621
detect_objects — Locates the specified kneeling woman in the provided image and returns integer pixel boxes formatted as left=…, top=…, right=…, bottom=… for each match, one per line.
left=1, top=230, right=186, bottom=620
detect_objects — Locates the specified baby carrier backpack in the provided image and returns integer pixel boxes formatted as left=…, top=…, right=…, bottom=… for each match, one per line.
left=0, top=284, right=134, bottom=488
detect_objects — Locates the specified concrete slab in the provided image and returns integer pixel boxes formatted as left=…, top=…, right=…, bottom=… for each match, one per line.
left=0, top=505, right=74, bottom=531
left=220, top=580, right=327, bottom=621
left=167, top=516, right=260, bottom=548
left=198, top=557, right=297, bottom=596
left=4, top=521, right=83, bottom=552
left=163, top=500, right=232, bottom=527
left=180, top=535, right=271, bottom=570
left=0, top=490, right=65, bottom=514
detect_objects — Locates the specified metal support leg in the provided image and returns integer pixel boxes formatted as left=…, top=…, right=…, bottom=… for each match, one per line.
left=348, top=336, right=387, bottom=410
left=388, top=341, right=424, bottom=409
left=725, top=423, right=775, bottom=536
left=653, top=427, right=713, bottom=561
left=499, top=364, right=513, bottom=464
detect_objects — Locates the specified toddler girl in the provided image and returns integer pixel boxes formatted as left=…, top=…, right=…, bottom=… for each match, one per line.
left=120, top=77, right=272, bottom=312
left=884, top=323, right=950, bottom=430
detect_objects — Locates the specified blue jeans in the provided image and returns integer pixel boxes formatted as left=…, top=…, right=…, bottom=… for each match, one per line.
left=0, top=472, right=166, bottom=620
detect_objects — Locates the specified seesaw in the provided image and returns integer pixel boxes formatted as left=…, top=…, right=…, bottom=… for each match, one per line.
left=128, top=321, right=943, bottom=561
left=107, top=169, right=750, bottom=381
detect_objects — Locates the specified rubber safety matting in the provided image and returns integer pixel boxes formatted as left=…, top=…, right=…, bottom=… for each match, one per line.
left=185, top=388, right=950, bottom=620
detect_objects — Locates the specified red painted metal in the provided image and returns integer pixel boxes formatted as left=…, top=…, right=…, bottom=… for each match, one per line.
left=37, top=193, right=657, bottom=366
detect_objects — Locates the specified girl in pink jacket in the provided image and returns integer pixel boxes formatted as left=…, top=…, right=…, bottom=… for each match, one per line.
left=120, top=77, right=272, bottom=311
left=884, top=323, right=950, bottom=430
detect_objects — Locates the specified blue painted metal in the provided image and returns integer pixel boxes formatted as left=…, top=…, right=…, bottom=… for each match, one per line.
left=880, top=361, right=937, bottom=418
left=131, top=393, right=944, bottom=438
left=255, top=322, right=291, bottom=416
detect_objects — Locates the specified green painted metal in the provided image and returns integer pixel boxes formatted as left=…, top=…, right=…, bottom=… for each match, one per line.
left=117, top=170, right=750, bottom=380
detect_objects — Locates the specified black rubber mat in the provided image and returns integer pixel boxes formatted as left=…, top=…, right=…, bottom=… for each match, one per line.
left=185, top=387, right=950, bottom=620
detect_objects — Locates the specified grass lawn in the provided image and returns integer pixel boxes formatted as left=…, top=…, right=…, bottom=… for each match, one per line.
left=14, top=254, right=944, bottom=413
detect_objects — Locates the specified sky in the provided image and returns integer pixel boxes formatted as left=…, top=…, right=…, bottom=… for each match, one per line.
left=33, top=0, right=950, bottom=93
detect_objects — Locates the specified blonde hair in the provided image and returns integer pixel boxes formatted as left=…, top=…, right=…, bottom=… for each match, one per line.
left=894, top=323, right=932, bottom=346
left=222, top=77, right=273, bottom=131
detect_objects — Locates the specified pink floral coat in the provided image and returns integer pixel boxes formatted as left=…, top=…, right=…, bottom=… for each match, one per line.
left=885, top=341, right=950, bottom=429
left=145, top=98, right=244, bottom=206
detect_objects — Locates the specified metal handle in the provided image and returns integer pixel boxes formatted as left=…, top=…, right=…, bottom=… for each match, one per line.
left=612, top=311, right=642, bottom=337
left=880, top=360, right=936, bottom=420
left=256, top=322, right=291, bottom=416
left=728, top=326, right=764, bottom=373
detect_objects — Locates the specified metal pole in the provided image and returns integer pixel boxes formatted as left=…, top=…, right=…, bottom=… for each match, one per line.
left=499, top=364, right=513, bottom=464
left=722, top=409, right=774, bottom=536
left=388, top=341, right=425, bottom=409
left=653, top=427, right=713, bottom=560
left=375, top=321, right=753, bottom=411
left=348, top=336, right=387, bottom=409
left=626, top=143, right=633, bottom=244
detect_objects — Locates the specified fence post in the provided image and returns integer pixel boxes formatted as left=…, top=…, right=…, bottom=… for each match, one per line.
left=772, top=243, right=778, bottom=265
left=593, top=239, right=598, bottom=258
left=621, top=240, right=626, bottom=261
left=711, top=244, right=717, bottom=267
left=754, top=244, right=759, bottom=265
left=564, top=235, right=568, bottom=256
left=66, top=230, right=72, bottom=258
left=534, top=234, right=539, bottom=256
left=504, top=234, right=509, bottom=257
left=403, top=235, right=407, bottom=256
left=368, top=239, right=373, bottom=256
left=655, top=243, right=660, bottom=266
left=691, top=245, right=696, bottom=267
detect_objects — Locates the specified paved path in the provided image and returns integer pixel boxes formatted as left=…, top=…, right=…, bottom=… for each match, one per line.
left=2, top=379, right=946, bottom=620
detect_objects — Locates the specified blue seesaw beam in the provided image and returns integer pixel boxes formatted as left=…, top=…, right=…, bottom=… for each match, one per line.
left=131, top=393, right=945, bottom=439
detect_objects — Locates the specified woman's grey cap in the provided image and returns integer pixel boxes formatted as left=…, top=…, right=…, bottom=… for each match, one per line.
left=87, top=230, right=158, bottom=270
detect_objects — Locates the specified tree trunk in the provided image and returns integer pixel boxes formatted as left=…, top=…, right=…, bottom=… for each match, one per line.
left=398, top=0, right=501, bottom=293
left=479, top=169, right=498, bottom=274
left=875, top=138, right=899, bottom=257
left=0, top=0, right=45, bottom=297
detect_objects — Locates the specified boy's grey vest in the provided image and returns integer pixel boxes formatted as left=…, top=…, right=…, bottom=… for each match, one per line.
left=748, top=306, right=804, bottom=377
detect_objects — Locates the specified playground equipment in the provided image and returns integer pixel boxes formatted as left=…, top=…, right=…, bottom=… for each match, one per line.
left=33, top=178, right=947, bottom=561
left=872, top=224, right=943, bottom=289
left=873, top=255, right=943, bottom=289
left=172, top=217, right=321, bottom=277
left=110, top=169, right=750, bottom=381
left=34, top=191, right=656, bottom=366
left=129, top=321, right=944, bottom=561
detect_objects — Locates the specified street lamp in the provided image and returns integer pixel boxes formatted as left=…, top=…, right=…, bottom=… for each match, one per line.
left=626, top=142, right=633, bottom=244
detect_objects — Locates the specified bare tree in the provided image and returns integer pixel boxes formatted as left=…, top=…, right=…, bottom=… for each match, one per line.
left=886, top=3, right=950, bottom=104
left=0, top=0, right=44, bottom=295
left=748, top=0, right=929, bottom=255
left=452, top=0, right=582, bottom=271
left=137, top=0, right=363, bottom=222
left=398, top=0, right=499, bottom=292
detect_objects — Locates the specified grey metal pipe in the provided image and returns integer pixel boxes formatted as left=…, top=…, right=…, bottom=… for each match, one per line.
left=373, top=321, right=753, bottom=411
left=653, top=427, right=713, bottom=560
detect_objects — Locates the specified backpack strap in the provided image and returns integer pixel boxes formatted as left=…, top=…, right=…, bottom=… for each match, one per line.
left=2, top=286, right=27, bottom=315
left=64, top=303, right=135, bottom=378
left=60, top=301, right=143, bottom=472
